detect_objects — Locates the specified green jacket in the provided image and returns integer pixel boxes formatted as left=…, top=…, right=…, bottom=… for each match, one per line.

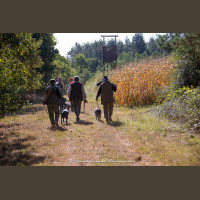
left=45, top=84, right=61, bottom=105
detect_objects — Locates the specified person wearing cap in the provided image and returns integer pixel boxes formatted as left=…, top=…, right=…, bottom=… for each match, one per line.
left=68, top=76, right=87, bottom=121
left=66, top=77, right=74, bottom=92
left=45, top=79, right=62, bottom=127
left=56, top=77, right=64, bottom=96
left=96, top=76, right=117, bottom=123
left=67, top=77, right=75, bottom=112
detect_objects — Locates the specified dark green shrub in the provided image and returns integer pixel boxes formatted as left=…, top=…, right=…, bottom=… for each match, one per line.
left=154, top=86, right=200, bottom=128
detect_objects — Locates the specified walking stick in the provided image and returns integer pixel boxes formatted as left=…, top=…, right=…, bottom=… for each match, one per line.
left=83, top=99, right=88, bottom=114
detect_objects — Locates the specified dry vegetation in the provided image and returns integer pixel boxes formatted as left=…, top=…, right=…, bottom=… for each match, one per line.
left=110, top=57, right=175, bottom=106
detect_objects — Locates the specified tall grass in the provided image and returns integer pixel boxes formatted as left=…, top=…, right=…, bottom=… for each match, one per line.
left=109, top=57, right=175, bottom=106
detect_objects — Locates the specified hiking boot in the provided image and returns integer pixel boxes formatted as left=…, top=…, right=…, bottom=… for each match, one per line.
left=50, top=123, right=56, bottom=130
left=76, top=117, right=80, bottom=122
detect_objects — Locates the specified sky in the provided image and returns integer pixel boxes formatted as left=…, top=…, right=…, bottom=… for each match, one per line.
left=54, top=33, right=162, bottom=57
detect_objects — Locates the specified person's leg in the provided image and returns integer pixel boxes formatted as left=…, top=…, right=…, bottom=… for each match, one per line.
left=78, top=100, right=82, bottom=115
left=108, top=102, right=113, bottom=121
left=47, top=104, right=55, bottom=125
left=103, top=103, right=109, bottom=122
left=53, top=104, right=60, bottom=125
left=70, top=101, right=74, bottom=112
left=73, top=99, right=79, bottom=121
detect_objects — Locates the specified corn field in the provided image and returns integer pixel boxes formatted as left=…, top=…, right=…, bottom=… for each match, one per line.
left=109, top=57, right=175, bottom=106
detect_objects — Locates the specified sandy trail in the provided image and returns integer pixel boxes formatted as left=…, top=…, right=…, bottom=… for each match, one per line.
left=0, top=102, right=162, bottom=166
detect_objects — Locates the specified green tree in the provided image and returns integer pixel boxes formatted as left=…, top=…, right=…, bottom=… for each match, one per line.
left=124, top=36, right=133, bottom=54
left=156, top=33, right=175, bottom=54
left=118, top=53, right=132, bottom=65
left=117, top=40, right=125, bottom=55
left=79, top=68, right=92, bottom=85
left=132, top=33, right=146, bottom=54
left=147, top=37, right=161, bottom=56
left=0, top=33, right=43, bottom=117
left=74, top=54, right=88, bottom=74
left=87, top=57, right=101, bottom=73
left=32, top=33, right=58, bottom=85
left=172, top=33, right=200, bottom=88
left=53, top=54, right=75, bottom=85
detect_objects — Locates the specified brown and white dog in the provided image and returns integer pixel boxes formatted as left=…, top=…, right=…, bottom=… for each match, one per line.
left=95, top=107, right=101, bottom=120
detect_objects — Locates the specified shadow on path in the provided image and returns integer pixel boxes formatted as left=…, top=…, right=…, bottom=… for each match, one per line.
left=74, top=120, right=94, bottom=125
left=16, top=104, right=46, bottom=116
left=48, top=125, right=68, bottom=132
left=107, top=120, right=124, bottom=127
left=0, top=123, right=45, bottom=166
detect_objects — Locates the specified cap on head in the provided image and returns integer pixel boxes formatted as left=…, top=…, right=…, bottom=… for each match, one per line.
left=74, top=76, right=80, bottom=82
left=50, top=79, right=56, bottom=83
left=68, top=77, right=73, bottom=82
left=103, top=76, right=108, bottom=81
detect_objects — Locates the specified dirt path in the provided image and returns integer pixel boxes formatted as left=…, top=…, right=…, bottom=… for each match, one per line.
left=0, top=102, right=163, bottom=166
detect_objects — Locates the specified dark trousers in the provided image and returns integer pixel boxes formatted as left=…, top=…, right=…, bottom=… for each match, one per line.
left=47, top=104, right=60, bottom=125
left=103, top=102, right=113, bottom=120
left=70, top=101, right=74, bottom=112
left=72, top=99, right=82, bottom=119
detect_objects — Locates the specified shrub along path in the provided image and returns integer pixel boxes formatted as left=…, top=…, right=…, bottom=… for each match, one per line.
left=1, top=99, right=199, bottom=166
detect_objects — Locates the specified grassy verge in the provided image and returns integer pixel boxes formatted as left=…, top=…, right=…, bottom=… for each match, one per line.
left=113, top=105, right=200, bottom=166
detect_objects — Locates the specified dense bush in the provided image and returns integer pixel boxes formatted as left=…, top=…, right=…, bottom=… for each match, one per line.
left=0, top=33, right=43, bottom=117
left=154, top=86, right=200, bottom=128
left=153, top=34, right=200, bottom=129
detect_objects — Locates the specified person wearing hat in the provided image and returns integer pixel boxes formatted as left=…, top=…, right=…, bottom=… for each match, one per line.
left=56, top=77, right=64, bottom=96
left=45, top=79, right=62, bottom=127
left=68, top=76, right=87, bottom=121
left=66, top=77, right=74, bottom=93
left=96, top=76, right=117, bottom=123
left=67, top=77, right=75, bottom=112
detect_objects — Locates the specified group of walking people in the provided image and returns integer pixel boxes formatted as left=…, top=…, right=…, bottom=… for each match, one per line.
left=45, top=75, right=117, bottom=128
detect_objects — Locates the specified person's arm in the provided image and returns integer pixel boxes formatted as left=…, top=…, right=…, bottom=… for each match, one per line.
left=67, top=84, right=71, bottom=93
left=56, top=87, right=62, bottom=99
left=96, top=86, right=101, bottom=100
left=45, top=87, right=48, bottom=95
left=46, top=86, right=51, bottom=95
left=60, top=82, right=64, bottom=91
left=97, top=80, right=104, bottom=86
left=82, top=85, right=87, bottom=99
left=66, top=82, right=69, bottom=90
left=68, top=85, right=72, bottom=99
left=112, top=84, right=117, bottom=92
